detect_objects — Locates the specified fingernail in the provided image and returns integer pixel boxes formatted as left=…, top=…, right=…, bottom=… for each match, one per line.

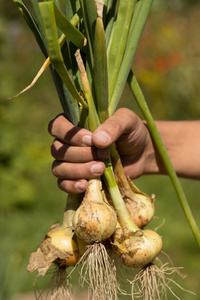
left=93, top=131, right=110, bottom=145
left=97, top=148, right=110, bottom=159
left=75, top=181, right=86, bottom=192
left=82, top=135, right=92, bottom=146
left=91, top=163, right=104, bottom=176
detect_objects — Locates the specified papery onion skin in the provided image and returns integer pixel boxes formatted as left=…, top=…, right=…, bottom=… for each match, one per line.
left=48, top=225, right=79, bottom=267
left=113, top=228, right=162, bottom=268
left=112, top=155, right=155, bottom=228
left=74, top=202, right=117, bottom=243
left=124, top=193, right=155, bottom=228
left=73, top=179, right=117, bottom=243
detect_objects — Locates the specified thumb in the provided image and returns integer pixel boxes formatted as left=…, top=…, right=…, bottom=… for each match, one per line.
left=92, top=108, right=137, bottom=149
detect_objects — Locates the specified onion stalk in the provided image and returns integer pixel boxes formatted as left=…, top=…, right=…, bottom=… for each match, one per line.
left=74, top=22, right=161, bottom=270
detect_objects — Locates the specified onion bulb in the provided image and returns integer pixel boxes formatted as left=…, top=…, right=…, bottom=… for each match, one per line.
left=47, top=224, right=79, bottom=267
left=112, top=225, right=162, bottom=268
left=124, top=186, right=155, bottom=228
left=27, top=222, right=80, bottom=276
left=73, top=179, right=117, bottom=243
left=111, top=153, right=155, bottom=228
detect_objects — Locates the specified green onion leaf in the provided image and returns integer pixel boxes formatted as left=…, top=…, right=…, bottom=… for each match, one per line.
left=107, top=0, right=136, bottom=101
left=39, top=1, right=88, bottom=110
left=54, top=4, right=85, bottom=49
left=94, top=17, right=109, bottom=122
left=109, top=0, right=154, bottom=116
left=13, top=0, right=47, bottom=57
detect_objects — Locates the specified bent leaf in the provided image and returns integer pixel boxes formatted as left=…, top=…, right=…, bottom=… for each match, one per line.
left=54, top=3, right=85, bottom=49
left=8, top=58, right=50, bottom=100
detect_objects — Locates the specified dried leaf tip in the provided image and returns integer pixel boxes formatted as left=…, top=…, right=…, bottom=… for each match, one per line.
left=95, top=0, right=104, bottom=18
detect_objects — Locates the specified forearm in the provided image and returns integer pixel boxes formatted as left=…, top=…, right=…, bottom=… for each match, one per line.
left=145, top=121, right=200, bottom=180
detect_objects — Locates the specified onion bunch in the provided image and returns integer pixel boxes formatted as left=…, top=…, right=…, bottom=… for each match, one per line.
left=12, top=0, right=199, bottom=299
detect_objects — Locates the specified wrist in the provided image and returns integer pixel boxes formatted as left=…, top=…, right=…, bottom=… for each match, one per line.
left=123, top=122, right=165, bottom=179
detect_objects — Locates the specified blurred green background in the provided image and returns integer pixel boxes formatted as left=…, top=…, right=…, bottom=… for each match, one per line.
left=0, top=0, right=200, bottom=299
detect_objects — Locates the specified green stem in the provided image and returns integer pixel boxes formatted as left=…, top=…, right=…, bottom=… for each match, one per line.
left=74, top=49, right=100, bottom=131
left=75, top=48, right=138, bottom=232
left=127, top=70, right=200, bottom=248
left=103, top=158, right=138, bottom=231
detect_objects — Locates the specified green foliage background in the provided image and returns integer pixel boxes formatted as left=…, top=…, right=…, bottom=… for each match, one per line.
left=0, top=0, right=200, bottom=299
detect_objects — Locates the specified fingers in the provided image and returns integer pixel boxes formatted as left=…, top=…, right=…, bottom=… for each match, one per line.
left=57, top=179, right=88, bottom=194
left=52, top=160, right=105, bottom=179
left=51, top=139, right=109, bottom=162
left=48, top=108, right=142, bottom=194
left=92, top=108, right=138, bottom=148
left=48, top=114, right=93, bottom=146
left=52, top=160, right=106, bottom=193
left=49, top=115, right=110, bottom=194
left=48, top=108, right=138, bottom=152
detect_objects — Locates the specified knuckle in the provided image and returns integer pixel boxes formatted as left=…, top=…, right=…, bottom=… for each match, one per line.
left=115, top=108, right=138, bottom=133
left=58, top=179, right=83, bottom=194
left=108, top=118, right=122, bottom=132
left=48, top=114, right=65, bottom=136
left=99, top=118, right=122, bottom=141
left=48, top=119, right=54, bottom=135
left=117, top=107, right=134, bottom=117
left=116, top=107, right=136, bottom=122
left=57, top=179, right=67, bottom=192
left=48, top=118, right=58, bottom=137
left=82, top=147, right=93, bottom=161
left=57, top=178, right=62, bottom=188
left=50, top=140, right=60, bottom=158
left=117, top=107, right=129, bottom=114
left=52, top=161, right=60, bottom=177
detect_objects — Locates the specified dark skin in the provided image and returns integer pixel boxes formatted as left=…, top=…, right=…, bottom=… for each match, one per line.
left=48, top=108, right=200, bottom=194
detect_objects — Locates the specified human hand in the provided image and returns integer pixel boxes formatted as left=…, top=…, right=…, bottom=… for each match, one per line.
left=48, top=108, right=153, bottom=194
